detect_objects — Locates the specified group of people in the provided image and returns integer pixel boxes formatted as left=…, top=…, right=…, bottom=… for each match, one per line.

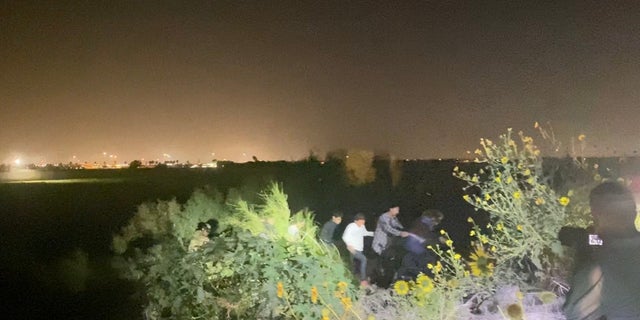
left=320, top=180, right=640, bottom=318
left=320, top=205, right=444, bottom=287
left=185, top=180, right=640, bottom=318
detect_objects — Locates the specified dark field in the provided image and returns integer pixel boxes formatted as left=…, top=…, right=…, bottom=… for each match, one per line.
left=0, top=159, right=537, bottom=319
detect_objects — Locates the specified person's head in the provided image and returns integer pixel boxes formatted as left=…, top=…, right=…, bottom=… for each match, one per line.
left=206, top=218, right=219, bottom=234
left=589, top=181, right=637, bottom=236
left=354, top=213, right=366, bottom=226
left=388, top=205, right=400, bottom=217
left=331, top=212, right=343, bottom=224
left=422, top=209, right=444, bottom=224
left=196, top=222, right=211, bottom=236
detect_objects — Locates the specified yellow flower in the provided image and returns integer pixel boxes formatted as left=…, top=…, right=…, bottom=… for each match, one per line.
left=471, top=175, right=479, bottom=183
left=534, top=121, right=539, bottom=128
left=490, top=245, right=497, bottom=252
left=513, top=191, right=521, bottom=199
left=484, top=193, right=491, bottom=201
left=578, top=134, right=586, bottom=141
left=501, top=156, right=509, bottom=164
left=454, top=253, right=462, bottom=260
left=537, top=291, right=557, bottom=304
left=533, top=149, right=540, bottom=156
left=479, top=234, right=489, bottom=244
left=506, top=176, right=513, bottom=184
left=435, top=261, right=443, bottom=273
left=393, top=280, right=410, bottom=296
left=527, top=177, right=535, bottom=184
left=310, top=286, right=318, bottom=304
left=468, top=246, right=494, bottom=277
left=453, top=166, right=459, bottom=172
left=523, top=169, right=531, bottom=176
left=467, top=217, right=474, bottom=223
left=440, top=229, right=446, bottom=235
left=469, top=230, right=476, bottom=237
left=535, top=197, right=545, bottom=205
left=495, top=176, right=502, bottom=183
left=463, top=194, right=471, bottom=202
left=496, top=223, right=504, bottom=231
left=335, top=281, right=348, bottom=297
left=415, top=274, right=434, bottom=294
left=367, top=315, right=376, bottom=320
left=445, top=239, right=453, bottom=247
left=559, top=196, right=570, bottom=206
left=340, top=296, right=352, bottom=310
left=276, top=282, right=284, bottom=298
left=517, top=225, right=523, bottom=231
left=427, top=263, right=433, bottom=270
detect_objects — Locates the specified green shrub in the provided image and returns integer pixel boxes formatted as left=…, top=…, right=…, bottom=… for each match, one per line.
left=113, top=183, right=363, bottom=319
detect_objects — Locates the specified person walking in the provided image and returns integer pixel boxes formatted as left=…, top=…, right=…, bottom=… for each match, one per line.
left=320, top=212, right=343, bottom=244
left=371, top=205, right=409, bottom=286
left=342, top=213, right=374, bottom=286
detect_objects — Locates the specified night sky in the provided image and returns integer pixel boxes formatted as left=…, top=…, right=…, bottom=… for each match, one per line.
left=2, top=1, right=640, bottom=164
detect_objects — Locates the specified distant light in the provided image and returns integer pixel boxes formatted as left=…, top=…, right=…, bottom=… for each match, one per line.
left=14, top=158, right=21, bottom=165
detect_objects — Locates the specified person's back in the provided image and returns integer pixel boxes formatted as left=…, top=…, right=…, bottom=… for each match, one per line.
left=405, top=209, right=443, bottom=255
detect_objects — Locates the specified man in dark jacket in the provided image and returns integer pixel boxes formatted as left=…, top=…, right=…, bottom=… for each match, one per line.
left=319, top=212, right=343, bottom=244
left=563, top=181, right=640, bottom=319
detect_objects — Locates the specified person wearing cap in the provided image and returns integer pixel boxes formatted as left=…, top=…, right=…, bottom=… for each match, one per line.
left=563, top=181, right=640, bottom=319
left=342, top=213, right=374, bottom=286
left=188, top=222, right=211, bottom=252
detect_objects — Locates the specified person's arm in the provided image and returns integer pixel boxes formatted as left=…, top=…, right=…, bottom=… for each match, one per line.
left=391, top=217, right=405, bottom=231
left=380, top=215, right=403, bottom=236
left=364, top=228, right=374, bottom=237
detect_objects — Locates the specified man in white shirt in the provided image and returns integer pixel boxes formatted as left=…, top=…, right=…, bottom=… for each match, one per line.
left=342, top=213, right=374, bottom=286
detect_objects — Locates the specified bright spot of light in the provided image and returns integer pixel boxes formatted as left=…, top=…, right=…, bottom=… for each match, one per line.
left=14, top=158, right=21, bottom=165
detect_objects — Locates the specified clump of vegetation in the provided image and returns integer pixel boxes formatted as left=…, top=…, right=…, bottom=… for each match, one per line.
left=113, top=183, right=365, bottom=319
left=454, top=128, right=570, bottom=286
left=372, top=127, right=585, bottom=319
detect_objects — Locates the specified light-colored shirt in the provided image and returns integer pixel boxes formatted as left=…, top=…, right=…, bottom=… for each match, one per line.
left=342, top=222, right=374, bottom=251
left=188, top=232, right=209, bottom=252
